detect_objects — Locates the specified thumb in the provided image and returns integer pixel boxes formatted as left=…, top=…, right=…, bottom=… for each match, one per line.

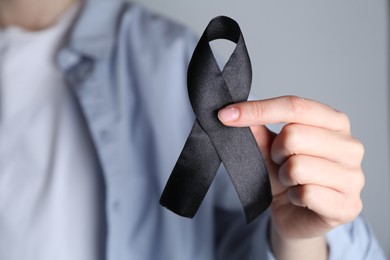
left=251, top=125, right=285, bottom=197
left=250, top=125, right=275, bottom=166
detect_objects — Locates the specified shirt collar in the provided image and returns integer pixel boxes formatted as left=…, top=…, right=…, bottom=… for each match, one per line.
left=65, top=0, right=126, bottom=60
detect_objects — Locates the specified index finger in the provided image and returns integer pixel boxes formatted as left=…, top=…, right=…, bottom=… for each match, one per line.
left=217, top=96, right=351, bottom=133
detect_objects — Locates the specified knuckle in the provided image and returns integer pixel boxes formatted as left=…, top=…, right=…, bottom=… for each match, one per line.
left=337, top=111, right=351, bottom=132
left=348, top=137, right=365, bottom=162
left=280, top=124, right=301, bottom=151
left=354, top=170, right=366, bottom=192
left=253, top=101, right=265, bottom=121
left=344, top=199, right=363, bottom=223
left=336, top=197, right=363, bottom=224
left=300, top=185, right=316, bottom=209
left=353, top=199, right=364, bottom=218
left=354, top=139, right=365, bottom=160
left=359, top=171, right=366, bottom=191
left=344, top=169, right=365, bottom=195
left=287, top=95, right=307, bottom=115
left=286, top=156, right=304, bottom=185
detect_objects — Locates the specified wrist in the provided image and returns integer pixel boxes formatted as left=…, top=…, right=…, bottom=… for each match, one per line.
left=269, top=220, right=328, bottom=260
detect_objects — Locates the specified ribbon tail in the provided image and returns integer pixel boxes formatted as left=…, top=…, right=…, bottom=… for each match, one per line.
left=160, top=120, right=221, bottom=218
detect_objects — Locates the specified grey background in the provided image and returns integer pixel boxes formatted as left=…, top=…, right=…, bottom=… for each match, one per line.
left=136, top=0, right=390, bottom=257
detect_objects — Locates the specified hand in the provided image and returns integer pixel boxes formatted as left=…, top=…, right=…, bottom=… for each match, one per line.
left=218, top=96, right=365, bottom=259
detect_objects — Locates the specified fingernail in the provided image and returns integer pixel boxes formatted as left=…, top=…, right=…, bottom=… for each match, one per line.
left=218, top=107, right=240, bottom=123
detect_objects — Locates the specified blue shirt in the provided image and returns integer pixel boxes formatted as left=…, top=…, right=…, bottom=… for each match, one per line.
left=57, top=0, right=386, bottom=259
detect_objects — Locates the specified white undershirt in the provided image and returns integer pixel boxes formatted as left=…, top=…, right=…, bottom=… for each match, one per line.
left=0, top=4, right=102, bottom=260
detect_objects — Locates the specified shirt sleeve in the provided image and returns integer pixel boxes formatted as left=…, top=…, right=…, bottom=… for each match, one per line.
left=327, top=215, right=386, bottom=260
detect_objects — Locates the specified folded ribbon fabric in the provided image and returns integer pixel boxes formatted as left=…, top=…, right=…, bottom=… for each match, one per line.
left=160, top=16, right=272, bottom=223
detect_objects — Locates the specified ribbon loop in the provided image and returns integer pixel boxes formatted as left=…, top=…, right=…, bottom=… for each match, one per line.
left=160, top=16, right=272, bottom=223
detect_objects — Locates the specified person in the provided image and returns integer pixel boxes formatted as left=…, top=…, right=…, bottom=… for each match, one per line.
left=0, top=0, right=386, bottom=259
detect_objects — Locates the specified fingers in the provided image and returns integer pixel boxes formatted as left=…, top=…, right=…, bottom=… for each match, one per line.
left=221, top=95, right=365, bottom=239
left=275, top=129, right=365, bottom=226
left=279, top=155, right=365, bottom=194
left=273, top=123, right=365, bottom=223
left=218, top=95, right=365, bottom=228
left=288, top=185, right=363, bottom=225
left=218, top=96, right=351, bottom=133
left=271, top=124, right=364, bottom=166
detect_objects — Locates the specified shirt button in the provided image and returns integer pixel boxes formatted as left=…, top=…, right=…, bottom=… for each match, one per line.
left=58, top=49, right=80, bottom=69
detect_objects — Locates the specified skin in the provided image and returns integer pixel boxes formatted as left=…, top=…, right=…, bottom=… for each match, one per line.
left=0, top=0, right=76, bottom=30
left=218, top=96, right=364, bottom=260
left=0, top=1, right=365, bottom=259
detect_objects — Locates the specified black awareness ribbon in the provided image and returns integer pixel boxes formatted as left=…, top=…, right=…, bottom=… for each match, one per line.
left=160, top=16, right=272, bottom=223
